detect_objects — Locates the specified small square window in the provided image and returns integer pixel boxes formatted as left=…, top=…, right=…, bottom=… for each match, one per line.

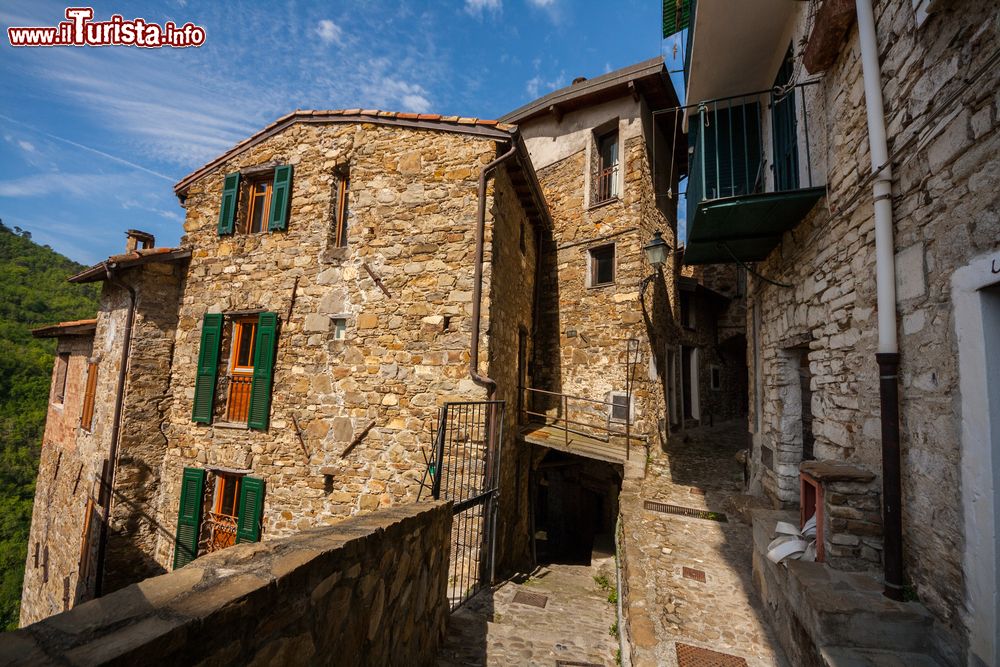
left=609, top=392, right=631, bottom=423
left=589, top=244, right=615, bottom=287
left=333, top=318, right=347, bottom=340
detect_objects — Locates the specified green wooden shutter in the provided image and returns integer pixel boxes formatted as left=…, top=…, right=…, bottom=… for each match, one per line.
left=235, top=476, right=265, bottom=543
left=173, top=467, right=206, bottom=569
left=662, top=0, right=691, bottom=37
left=246, top=312, right=278, bottom=430
left=268, top=165, right=292, bottom=231
left=217, top=172, right=240, bottom=235
left=192, top=313, right=223, bottom=423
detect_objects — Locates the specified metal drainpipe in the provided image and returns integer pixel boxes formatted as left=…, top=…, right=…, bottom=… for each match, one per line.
left=856, top=0, right=903, bottom=601
left=94, top=262, right=137, bottom=598
left=470, top=143, right=519, bottom=398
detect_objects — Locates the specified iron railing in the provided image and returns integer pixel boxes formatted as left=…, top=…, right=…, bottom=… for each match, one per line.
left=520, top=386, right=645, bottom=460
left=428, top=401, right=506, bottom=611
left=594, top=164, right=619, bottom=205
left=226, top=374, right=253, bottom=422
left=664, top=81, right=821, bottom=226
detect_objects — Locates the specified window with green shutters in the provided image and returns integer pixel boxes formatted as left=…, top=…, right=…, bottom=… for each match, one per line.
left=217, top=173, right=240, bottom=235
left=173, top=467, right=206, bottom=569
left=235, top=477, right=265, bottom=543
left=192, top=313, right=223, bottom=423
left=247, top=312, right=279, bottom=430
left=268, top=165, right=292, bottom=231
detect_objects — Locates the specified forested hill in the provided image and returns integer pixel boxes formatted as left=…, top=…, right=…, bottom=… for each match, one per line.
left=0, top=221, right=99, bottom=630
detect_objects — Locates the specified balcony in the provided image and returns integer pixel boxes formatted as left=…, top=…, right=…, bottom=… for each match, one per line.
left=682, top=83, right=826, bottom=265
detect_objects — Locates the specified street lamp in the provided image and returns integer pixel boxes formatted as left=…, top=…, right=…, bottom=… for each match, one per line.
left=643, top=230, right=670, bottom=270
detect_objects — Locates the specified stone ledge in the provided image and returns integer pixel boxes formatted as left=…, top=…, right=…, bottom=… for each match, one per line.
left=800, top=461, right=876, bottom=483
left=2, top=501, right=452, bottom=667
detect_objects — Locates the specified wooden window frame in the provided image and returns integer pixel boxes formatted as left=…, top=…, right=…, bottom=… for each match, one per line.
left=54, top=352, right=70, bottom=404
left=244, top=177, right=273, bottom=234
left=206, top=472, right=243, bottom=553
left=226, top=318, right=257, bottom=423
left=593, top=129, right=620, bottom=205
left=334, top=169, right=350, bottom=247
left=213, top=473, right=243, bottom=518
left=588, top=243, right=616, bottom=288
left=80, top=362, right=98, bottom=431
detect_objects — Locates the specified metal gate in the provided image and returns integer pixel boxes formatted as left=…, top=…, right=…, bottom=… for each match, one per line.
left=428, top=400, right=505, bottom=611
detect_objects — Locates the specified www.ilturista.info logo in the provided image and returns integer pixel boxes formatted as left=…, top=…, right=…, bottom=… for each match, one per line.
left=7, top=7, right=206, bottom=48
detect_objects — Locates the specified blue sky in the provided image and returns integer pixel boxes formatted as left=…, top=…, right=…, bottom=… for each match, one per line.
left=1, top=0, right=685, bottom=265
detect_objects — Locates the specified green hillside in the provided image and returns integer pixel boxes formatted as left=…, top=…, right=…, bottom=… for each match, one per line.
left=0, top=221, right=99, bottom=630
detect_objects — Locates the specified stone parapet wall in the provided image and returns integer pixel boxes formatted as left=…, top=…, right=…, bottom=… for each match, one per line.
left=2, top=501, right=452, bottom=666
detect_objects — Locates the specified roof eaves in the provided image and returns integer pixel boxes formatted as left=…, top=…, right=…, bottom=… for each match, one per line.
left=32, top=318, right=98, bottom=338
left=68, top=247, right=192, bottom=283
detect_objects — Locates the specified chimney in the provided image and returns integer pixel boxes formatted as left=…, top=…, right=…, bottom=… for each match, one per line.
left=125, top=229, right=155, bottom=253
left=572, top=76, right=587, bottom=85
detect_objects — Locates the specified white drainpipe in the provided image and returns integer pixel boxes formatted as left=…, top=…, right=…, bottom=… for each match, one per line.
left=855, top=0, right=904, bottom=600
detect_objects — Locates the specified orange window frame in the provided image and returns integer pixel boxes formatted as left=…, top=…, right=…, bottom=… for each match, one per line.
left=80, top=362, right=98, bottom=431
left=230, top=319, right=257, bottom=374
left=213, top=474, right=242, bottom=518
left=245, top=178, right=273, bottom=234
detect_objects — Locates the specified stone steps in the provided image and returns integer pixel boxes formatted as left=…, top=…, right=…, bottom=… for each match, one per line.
left=751, top=509, right=943, bottom=664
left=820, top=646, right=945, bottom=667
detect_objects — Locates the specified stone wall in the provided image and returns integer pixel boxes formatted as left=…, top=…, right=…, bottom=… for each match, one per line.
left=3, top=501, right=452, bottom=666
left=745, top=1, right=1000, bottom=659
left=152, top=121, right=539, bottom=575
left=104, top=263, right=185, bottom=593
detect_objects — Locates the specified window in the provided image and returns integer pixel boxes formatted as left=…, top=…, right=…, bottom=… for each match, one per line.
left=192, top=312, right=278, bottom=430
left=334, top=169, right=350, bottom=247
left=588, top=244, right=615, bottom=287
left=80, top=362, right=98, bottom=431
left=332, top=318, right=347, bottom=340
left=53, top=353, right=69, bottom=404
left=244, top=177, right=273, bottom=234
left=680, top=292, right=695, bottom=329
left=173, top=467, right=266, bottom=568
left=226, top=318, right=257, bottom=423
left=711, top=365, right=722, bottom=390
left=609, top=392, right=631, bottom=423
left=205, top=473, right=242, bottom=553
left=594, top=130, right=620, bottom=205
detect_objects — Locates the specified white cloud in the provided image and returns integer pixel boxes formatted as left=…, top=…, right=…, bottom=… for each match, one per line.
left=465, top=0, right=502, bottom=16
left=526, top=0, right=555, bottom=6
left=525, top=72, right=566, bottom=99
left=17, top=140, right=36, bottom=153
left=315, top=19, right=344, bottom=46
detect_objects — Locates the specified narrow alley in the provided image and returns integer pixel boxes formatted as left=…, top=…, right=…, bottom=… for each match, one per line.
left=620, top=420, right=786, bottom=666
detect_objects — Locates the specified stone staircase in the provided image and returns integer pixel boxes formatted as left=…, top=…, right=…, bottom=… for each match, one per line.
left=750, top=509, right=947, bottom=667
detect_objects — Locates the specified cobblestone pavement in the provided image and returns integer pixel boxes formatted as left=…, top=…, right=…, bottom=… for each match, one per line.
left=437, top=553, right=621, bottom=666
left=620, top=419, right=788, bottom=667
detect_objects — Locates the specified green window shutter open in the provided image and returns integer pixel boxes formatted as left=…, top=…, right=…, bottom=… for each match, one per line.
left=236, top=476, right=265, bottom=543
left=173, top=467, right=206, bottom=569
left=268, top=165, right=292, bottom=231
left=662, top=0, right=691, bottom=38
left=192, top=313, right=223, bottom=423
left=217, top=172, right=240, bottom=235
left=247, top=312, right=278, bottom=430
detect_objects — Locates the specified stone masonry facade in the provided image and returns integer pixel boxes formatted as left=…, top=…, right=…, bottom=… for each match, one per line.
left=744, top=2, right=1000, bottom=661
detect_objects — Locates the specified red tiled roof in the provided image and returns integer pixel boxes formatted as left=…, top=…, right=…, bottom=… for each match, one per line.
left=174, top=109, right=517, bottom=197
left=68, top=247, right=192, bottom=284
left=32, top=318, right=98, bottom=338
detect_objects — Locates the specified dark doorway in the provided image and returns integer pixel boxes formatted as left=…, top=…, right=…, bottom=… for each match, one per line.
left=532, top=450, right=622, bottom=564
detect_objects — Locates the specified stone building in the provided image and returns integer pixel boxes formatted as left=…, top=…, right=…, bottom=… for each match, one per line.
left=678, top=0, right=1000, bottom=663
left=20, top=112, right=552, bottom=623
left=500, top=58, right=684, bottom=560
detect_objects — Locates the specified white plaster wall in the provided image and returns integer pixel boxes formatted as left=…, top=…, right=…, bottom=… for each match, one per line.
left=952, top=251, right=1000, bottom=667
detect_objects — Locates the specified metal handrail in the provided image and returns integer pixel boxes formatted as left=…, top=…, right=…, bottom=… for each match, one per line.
left=520, top=386, right=644, bottom=461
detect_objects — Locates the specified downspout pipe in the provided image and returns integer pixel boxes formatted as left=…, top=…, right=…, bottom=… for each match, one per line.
left=856, top=0, right=904, bottom=601
left=94, top=261, right=137, bottom=598
left=470, top=143, right=519, bottom=399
